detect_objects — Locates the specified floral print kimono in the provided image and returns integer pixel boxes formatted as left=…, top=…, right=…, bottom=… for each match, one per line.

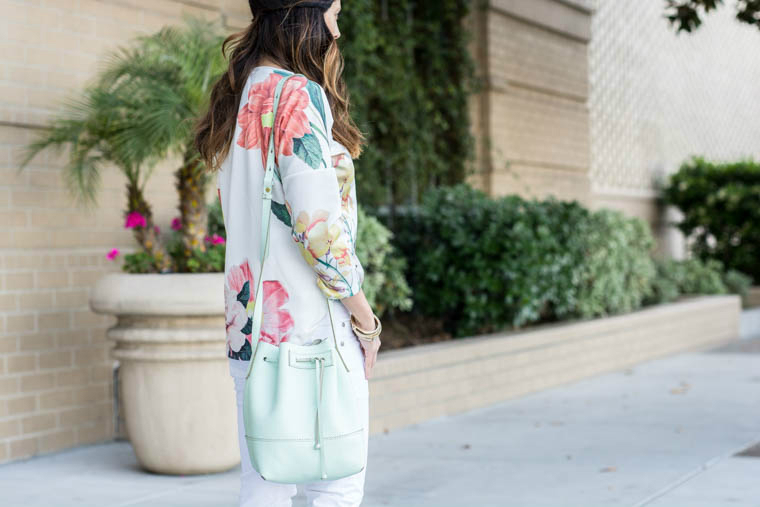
left=217, top=65, right=365, bottom=361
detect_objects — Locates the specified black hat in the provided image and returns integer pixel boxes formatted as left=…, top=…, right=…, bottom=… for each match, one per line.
left=249, top=1, right=332, bottom=15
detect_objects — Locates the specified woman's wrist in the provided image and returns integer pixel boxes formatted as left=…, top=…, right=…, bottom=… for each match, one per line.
left=339, top=291, right=378, bottom=334
left=351, top=313, right=382, bottom=342
left=353, top=311, right=376, bottom=332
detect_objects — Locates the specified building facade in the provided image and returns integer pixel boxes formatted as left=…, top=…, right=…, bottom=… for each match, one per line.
left=1, top=0, right=759, bottom=463
left=466, top=0, right=760, bottom=255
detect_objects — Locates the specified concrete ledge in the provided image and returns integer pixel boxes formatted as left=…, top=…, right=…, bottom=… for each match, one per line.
left=368, top=295, right=741, bottom=435
left=747, top=286, right=760, bottom=308
left=740, top=307, right=760, bottom=340
left=491, top=0, right=593, bottom=42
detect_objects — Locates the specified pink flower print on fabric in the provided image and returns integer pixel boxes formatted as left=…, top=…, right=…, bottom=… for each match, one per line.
left=224, top=258, right=295, bottom=354
left=258, top=281, right=294, bottom=346
left=225, top=260, right=255, bottom=353
left=236, top=72, right=312, bottom=167
left=225, top=284, right=249, bottom=353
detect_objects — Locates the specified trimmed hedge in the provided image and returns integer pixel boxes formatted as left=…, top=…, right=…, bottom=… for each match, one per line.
left=393, top=184, right=658, bottom=338
left=646, top=257, right=753, bottom=306
left=355, top=205, right=413, bottom=316
left=662, top=155, right=760, bottom=283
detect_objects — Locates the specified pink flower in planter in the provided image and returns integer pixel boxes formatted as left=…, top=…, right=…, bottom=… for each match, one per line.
left=125, top=211, right=146, bottom=228
left=205, top=233, right=225, bottom=245
left=171, top=217, right=182, bottom=231
left=106, top=248, right=120, bottom=260
left=154, top=225, right=160, bottom=234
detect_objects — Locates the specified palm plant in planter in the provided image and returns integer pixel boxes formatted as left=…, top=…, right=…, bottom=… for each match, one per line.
left=91, top=17, right=228, bottom=272
left=22, top=16, right=227, bottom=273
left=19, top=81, right=175, bottom=270
left=19, top=16, right=239, bottom=475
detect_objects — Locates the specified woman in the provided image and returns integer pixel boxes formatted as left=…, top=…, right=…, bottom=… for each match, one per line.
left=194, top=1, right=381, bottom=505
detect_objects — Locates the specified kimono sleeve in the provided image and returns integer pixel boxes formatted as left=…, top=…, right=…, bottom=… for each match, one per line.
left=277, top=78, right=364, bottom=300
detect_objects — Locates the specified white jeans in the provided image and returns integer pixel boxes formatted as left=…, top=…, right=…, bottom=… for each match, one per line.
left=228, top=304, right=370, bottom=507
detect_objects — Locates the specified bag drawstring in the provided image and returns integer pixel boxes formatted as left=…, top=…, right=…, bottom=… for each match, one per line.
left=314, top=356, right=327, bottom=479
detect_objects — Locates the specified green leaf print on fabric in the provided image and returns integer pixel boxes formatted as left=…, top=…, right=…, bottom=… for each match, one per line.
left=271, top=200, right=292, bottom=228
left=261, top=111, right=274, bottom=128
left=237, top=280, right=250, bottom=307
left=305, top=80, right=326, bottom=127
left=292, top=131, right=324, bottom=169
left=240, top=316, right=252, bottom=336
left=308, top=120, right=328, bottom=145
left=229, top=339, right=252, bottom=360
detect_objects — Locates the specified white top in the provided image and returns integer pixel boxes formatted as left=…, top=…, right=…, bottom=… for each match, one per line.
left=217, top=65, right=364, bottom=362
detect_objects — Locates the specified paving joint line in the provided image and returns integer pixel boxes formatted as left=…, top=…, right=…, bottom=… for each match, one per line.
left=629, top=433, right=760, bottom=507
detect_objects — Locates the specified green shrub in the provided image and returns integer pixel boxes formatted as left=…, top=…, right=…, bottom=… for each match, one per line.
left=355, top=206, right=413, bottom=317
left=400, top=184, right=658, bottom=337
left=662, top=155, right=760, bottom=283
left=208, top=198, right=224, bottom=238
left=648, top=257, right=726, bottom=304
left=646, top=257, right=753, bottom=305
left=724, top=268, right=754, bottom=304
left=573, top=209, right=657, bottom=318
left=340, top=0, right=479, bottom=209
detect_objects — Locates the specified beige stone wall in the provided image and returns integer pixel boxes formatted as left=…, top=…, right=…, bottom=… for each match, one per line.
left=463, top=4, right=490, bottom=194
left=466, top=0, right=594, bottom=206
left=587, top=0, right=760, bottom=256
left=0, top=0, right=246, bottom=465
left=468, top=0, right=760, bottom=257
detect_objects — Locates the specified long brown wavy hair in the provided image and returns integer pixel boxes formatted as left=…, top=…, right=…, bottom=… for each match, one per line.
left=193, top=0, right=365, bottom=173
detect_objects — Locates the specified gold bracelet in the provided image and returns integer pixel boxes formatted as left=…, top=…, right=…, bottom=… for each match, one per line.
left=350, top=313, right=381, bottom=341
left=350, top=313, right=379, bottom=334
left=355, top=325, right=381, bottom=342
left=351, top=315, right=383, bottom=341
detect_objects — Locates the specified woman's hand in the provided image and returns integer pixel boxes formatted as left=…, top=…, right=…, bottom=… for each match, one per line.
left=339, top=290, right=381, bottom=379
left=358, top=335, right=381, bottom=380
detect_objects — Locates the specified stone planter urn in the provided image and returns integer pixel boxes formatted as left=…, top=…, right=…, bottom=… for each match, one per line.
left=90, top=272, right=239, bottom=475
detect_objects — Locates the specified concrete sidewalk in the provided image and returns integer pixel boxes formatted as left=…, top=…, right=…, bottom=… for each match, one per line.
left=1, top=335, right=759, bottom=507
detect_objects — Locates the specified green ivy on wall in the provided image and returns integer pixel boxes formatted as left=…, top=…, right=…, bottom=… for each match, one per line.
left=339, top=0, right=481, bottom=220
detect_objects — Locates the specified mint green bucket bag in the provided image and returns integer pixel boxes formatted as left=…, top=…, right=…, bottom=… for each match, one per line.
left=242, top=73, right=365, bottom=484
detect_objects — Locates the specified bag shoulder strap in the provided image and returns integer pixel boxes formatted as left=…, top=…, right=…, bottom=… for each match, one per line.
left=245, top=73, right=349, bottom=379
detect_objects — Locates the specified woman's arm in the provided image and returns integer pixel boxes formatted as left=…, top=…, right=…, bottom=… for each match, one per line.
left=273, top=75, right=366, bottom=303
left=272, top=76, right=380, bottom=377
left=339, top=290, right=375, bottom=331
